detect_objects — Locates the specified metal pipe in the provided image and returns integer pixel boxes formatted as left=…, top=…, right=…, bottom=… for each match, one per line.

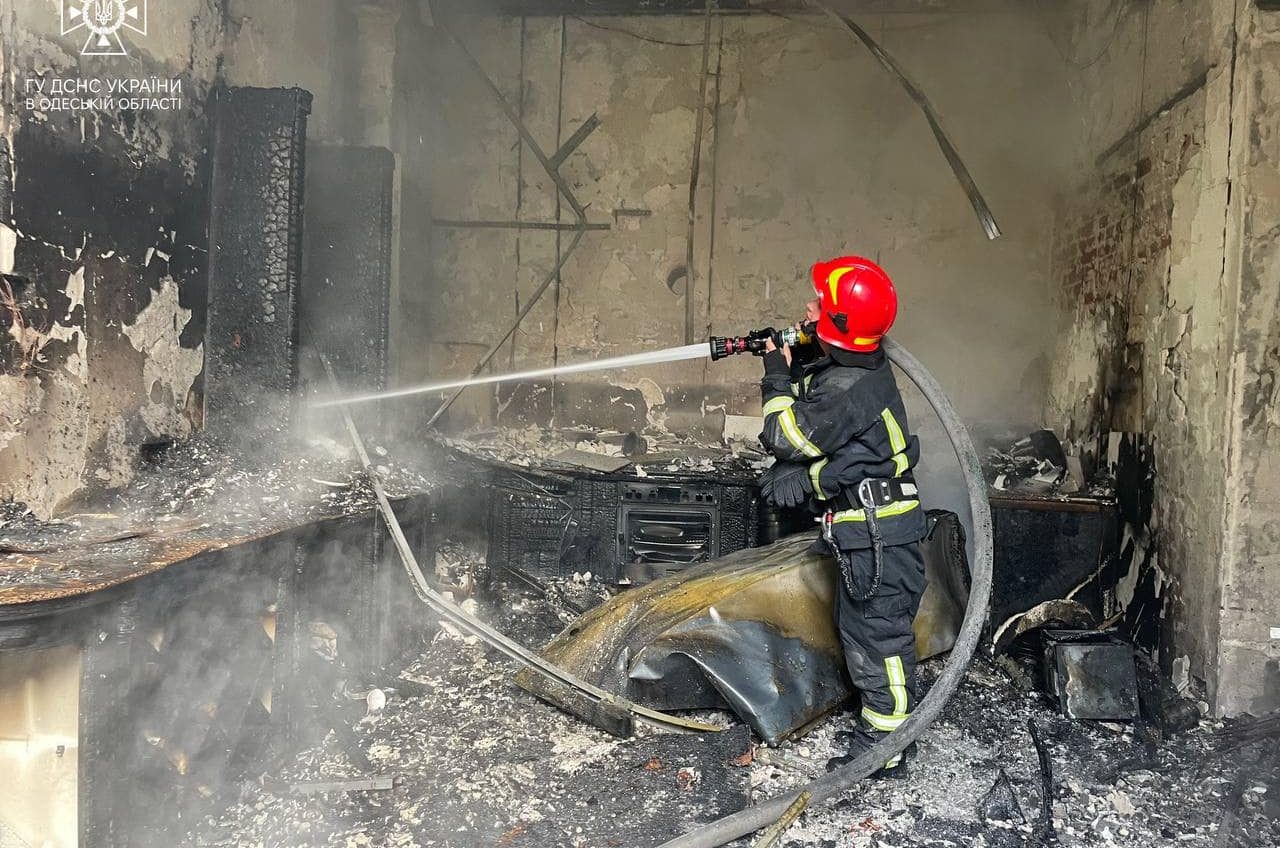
left=424, top=227, right=587, bottom=428
left=807, top=1, right=1002, bottom=240
left=432, top=219, right=611, bottom=232
left=550, top=112, right=602, bottom=169
left=653, top=336, right=994, bottom=848
left=426, top=16, right=609, bottom=427
left=439, top=21, right=588, bottom=223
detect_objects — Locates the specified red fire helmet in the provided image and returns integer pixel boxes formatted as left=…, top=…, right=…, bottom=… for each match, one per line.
left=809, top=256, right=898, bottom=352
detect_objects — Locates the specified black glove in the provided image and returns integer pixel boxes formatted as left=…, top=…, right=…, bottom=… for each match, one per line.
left=746, top=327, right=776, bottom=348
left=760, top=461, right=813, bottom=508
left=761, top=348, right=790, bottom=377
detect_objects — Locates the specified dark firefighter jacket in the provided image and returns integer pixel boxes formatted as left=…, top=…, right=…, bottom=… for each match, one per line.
left=758, top=343, right=928, bottom=550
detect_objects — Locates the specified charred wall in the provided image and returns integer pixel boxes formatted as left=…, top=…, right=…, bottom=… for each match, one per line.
left=1048, top=84, right=1231, bottom=691
left=411, top=5, right=1077, bottom=439
left=0, top=0, right=224, bottom=518
left=1046, top=0, right=1280, bottom=715
left=0, top=0, right=385, bottom=517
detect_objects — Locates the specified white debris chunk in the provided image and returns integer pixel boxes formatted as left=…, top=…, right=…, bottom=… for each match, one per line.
left=1109, top=790, right=1136, bottom=815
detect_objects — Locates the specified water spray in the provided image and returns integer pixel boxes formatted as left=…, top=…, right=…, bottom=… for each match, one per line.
left=313, top=324, right=815, bottom=409
left=311, top=343, right=712, bottom=409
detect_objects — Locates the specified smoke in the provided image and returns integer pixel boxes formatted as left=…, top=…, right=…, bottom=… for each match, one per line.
left=406, top=3, right=1084, bottom=436
left=0, top=2, right=1124, bottom=844
left=900, top=375, right=977, bottom=569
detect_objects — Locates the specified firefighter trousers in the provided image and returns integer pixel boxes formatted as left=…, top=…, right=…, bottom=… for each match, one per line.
left=832, top=541, right=928, bottom=757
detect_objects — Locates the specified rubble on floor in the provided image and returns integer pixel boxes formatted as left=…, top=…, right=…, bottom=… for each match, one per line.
left=192, top=559, right=750, bottom=848
left=757, top=666, right=1278, bottom=848
left=0, top=431, right=464, bottom=604
left=190, top=544, right=1279, bottom=848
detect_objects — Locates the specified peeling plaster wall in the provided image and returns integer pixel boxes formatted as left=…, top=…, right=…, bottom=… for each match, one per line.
left=1046, top=0, right=1279, bottom=714
left=1048, top=87, right=1232, bottom=685
left=0, top=0, right=224, bottom=516
left=122, top=276, right=205, bottom=436
left=1216, top=5, right=1280, bottom=717
left=1046, top=0, right=1231, bottom=696
left=415, top=6, right=1077, bottom=437
left=0, top=0, right=373, bottom=517
left=1045, top=0, right=1222, bottom=440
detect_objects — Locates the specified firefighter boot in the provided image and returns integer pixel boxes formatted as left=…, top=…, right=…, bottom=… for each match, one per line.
left=825, top=728, right=915, bottom=778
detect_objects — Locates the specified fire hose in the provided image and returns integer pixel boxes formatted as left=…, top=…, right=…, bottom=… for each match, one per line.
left=313, top=351, right=720, bottom=736
left=316, top=330, right=991, bottom=844
left=654, top=336, right=993, bottom=848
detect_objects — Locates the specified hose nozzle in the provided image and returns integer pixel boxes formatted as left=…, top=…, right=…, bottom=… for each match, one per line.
left=708, top=324, right=814, bottom=361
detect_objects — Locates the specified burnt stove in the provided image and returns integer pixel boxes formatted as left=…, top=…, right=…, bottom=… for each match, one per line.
left=619, top=482, right=721, bottom=582
left=486, top=459, right=768, bottom=585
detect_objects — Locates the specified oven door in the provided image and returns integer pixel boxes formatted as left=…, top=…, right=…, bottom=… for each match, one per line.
left=618, top=505, right=720, bottom=583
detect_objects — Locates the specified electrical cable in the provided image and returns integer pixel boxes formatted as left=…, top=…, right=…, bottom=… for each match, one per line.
left=569, top=15, right=707, bottom=47
left=568, top=13, right=795, bottom=47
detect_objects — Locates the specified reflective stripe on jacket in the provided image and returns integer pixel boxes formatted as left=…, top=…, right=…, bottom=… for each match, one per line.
left=758, top=344, right=927, bottom=549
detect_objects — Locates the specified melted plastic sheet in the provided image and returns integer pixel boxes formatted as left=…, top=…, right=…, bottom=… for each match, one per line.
left=520, top=512, right=968, bottom=743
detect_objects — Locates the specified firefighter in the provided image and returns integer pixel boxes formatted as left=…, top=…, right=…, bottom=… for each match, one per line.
left=756, top=255, right=928, bottom=778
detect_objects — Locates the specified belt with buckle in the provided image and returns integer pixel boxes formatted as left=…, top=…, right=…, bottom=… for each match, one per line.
left=834, top=477, right=918, bottom=512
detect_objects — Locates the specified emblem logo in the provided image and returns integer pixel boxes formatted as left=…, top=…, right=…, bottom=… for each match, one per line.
left=62, top=0, right=147, bottom=57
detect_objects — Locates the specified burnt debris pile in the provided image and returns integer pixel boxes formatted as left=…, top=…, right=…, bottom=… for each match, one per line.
left=188, top=568, right=1280, bottom=848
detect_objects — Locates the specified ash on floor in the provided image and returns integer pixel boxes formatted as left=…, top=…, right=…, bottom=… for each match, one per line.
left=193, top=554, right=1278, bottom=848
left=193, top=565, right=750, bottom=848
left=750, top=664, right=1278, bottom=848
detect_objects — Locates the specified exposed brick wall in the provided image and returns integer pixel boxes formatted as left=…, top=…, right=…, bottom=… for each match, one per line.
left=1051, top=168, right=1134, bottom=312
left=1047, top=0, right=1280, bottom=716
left=1046, top=74, right=1237, bottom=693
left=1045, top=164, right=1134, bottom=449
left=1047, top=107, right=1205, bottom=447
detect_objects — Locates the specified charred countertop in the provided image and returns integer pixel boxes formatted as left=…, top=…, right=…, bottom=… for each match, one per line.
left=0, top=435, right=452, bottom=613
left=0, top=426, right=764, bottom=615
left=988, top=487, right=1118, bottom=512
left=441, top=425, right=770, bottom=483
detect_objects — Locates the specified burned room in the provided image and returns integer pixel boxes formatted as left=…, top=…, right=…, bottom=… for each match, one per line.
left=1, top=0, right=1278, bottom=846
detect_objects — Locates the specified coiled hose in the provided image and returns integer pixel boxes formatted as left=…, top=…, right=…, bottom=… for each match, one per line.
left=655, top=337, right=994, bottom=848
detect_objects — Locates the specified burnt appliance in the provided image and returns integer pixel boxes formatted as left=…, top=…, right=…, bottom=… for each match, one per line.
left=988, top=492, right=1120, bottom=637
left=1041, top=629, right=1139, bottom=720
left=487, top=464, right=762, bottom=584
left=618, top=482, right=721, bottom=582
